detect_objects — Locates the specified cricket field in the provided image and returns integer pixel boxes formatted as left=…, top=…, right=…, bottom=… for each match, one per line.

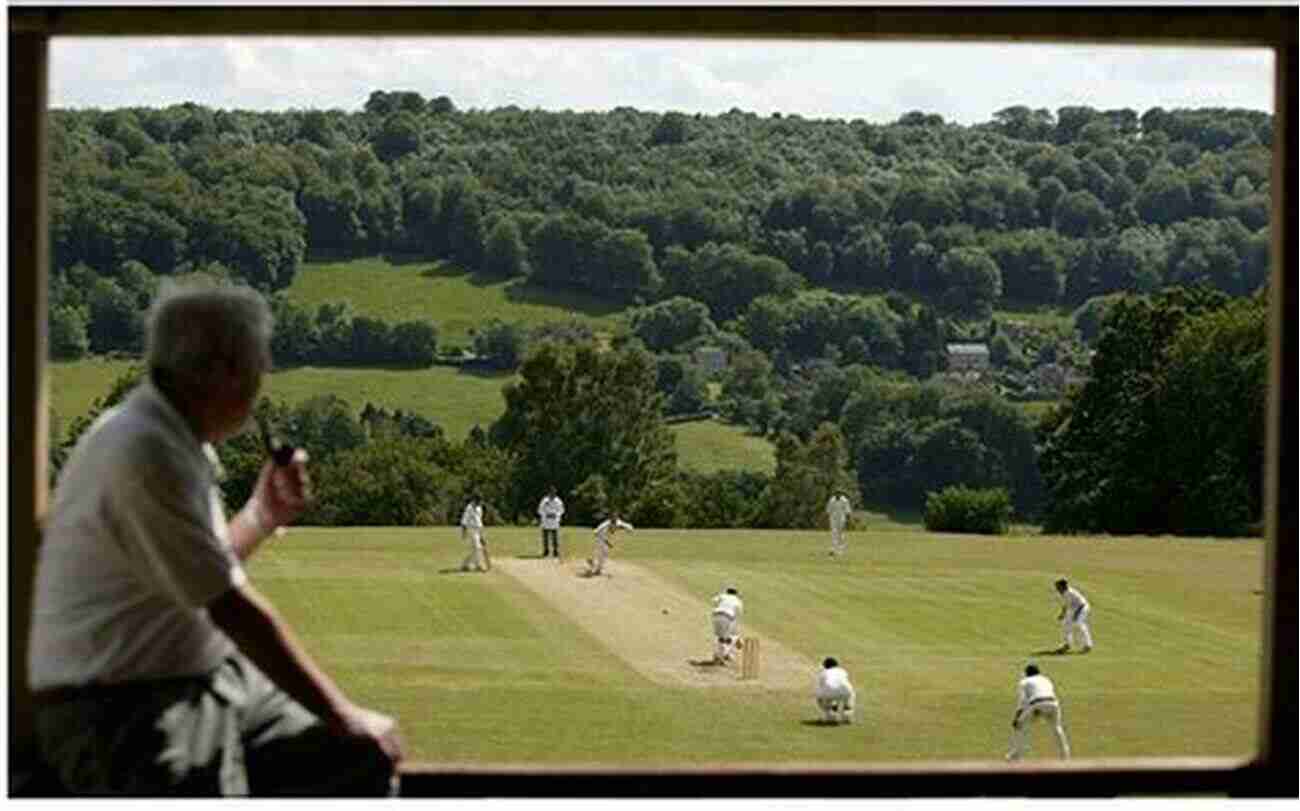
left=247, top=524, right=1264, bottom=768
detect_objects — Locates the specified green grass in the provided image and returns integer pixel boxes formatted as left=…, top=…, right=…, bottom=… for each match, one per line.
left=994, top=303, right=1075, bottom=332
left=670, top=419, right=777, bottom=475
left=248, top=526, right=1263, bottom=765
left=287, top=257, right=626, bottom=347
left=47, top=357, right=139, bottom=428
left=264, top=365, right=511, bottom=441
left=48, top=358, right=510, bottom=443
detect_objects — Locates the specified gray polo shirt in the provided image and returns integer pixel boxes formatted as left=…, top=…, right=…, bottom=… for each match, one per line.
left=29, top=381, right=246, bottom=689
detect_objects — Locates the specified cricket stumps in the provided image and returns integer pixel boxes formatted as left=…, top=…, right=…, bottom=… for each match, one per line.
left=739, top=637, right=760, bottom=680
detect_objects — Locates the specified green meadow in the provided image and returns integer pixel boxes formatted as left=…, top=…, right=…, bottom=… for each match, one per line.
left=249, top=524, right=1263, bottom=766
left=286, top=257, right=625, bottom=349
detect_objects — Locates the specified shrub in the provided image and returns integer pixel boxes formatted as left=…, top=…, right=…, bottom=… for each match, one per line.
left=924, top=485, right=1013, bottom=534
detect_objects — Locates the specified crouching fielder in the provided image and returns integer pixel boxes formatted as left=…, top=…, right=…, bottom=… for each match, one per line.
left=710, top=587, right=744, bottom=663
left=815, top=657, right=856, bottom=724
left=1054, top=578, right=1093, bottom=653
left=1006, top=663, right=1071, bottom=761
left=586, top=513, right=633, bottom=576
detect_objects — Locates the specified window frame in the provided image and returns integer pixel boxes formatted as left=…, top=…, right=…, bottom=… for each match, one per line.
left=8, top=7, right=1295, bottom=797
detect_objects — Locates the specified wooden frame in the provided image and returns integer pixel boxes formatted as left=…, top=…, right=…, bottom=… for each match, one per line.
left=8, top=6, right=1295, bottom=797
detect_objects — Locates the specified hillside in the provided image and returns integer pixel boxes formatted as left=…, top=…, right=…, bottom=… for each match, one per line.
left=288, top=256, right=624, bottom=349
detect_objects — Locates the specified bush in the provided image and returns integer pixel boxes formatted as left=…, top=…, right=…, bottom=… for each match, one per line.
left=924, top=485, right=1013, bottom=534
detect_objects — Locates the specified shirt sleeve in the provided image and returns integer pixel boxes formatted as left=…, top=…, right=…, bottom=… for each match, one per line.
left=110, top=434, right=244, bottom=609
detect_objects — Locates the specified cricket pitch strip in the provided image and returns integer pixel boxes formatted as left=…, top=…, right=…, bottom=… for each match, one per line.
left=495, top=557, right=815, bottom=689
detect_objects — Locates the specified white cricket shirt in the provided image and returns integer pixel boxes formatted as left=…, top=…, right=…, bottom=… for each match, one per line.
left=461, top=503, right=484, bottom=529
left=1016, top=674, right=1059, bottom=709
left=827, top=495, right=852, bottom=524
left=28, top=382, right=245, bottom=689
left=817, top=666, right=853, bottom=693
left=538, top=496, right=565, bottom=530
left=594, top=518, right=633, bottom=544
left=712, top=593, right=744, bottom=619
left=1061, top=586, right=1090, bottom=617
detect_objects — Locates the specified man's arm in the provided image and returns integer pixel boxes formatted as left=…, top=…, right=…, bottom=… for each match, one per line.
left=208, top=583, right=404, bottom=763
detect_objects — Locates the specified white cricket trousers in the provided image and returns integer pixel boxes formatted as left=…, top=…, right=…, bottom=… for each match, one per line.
left=711, top=612, right=739, bottom=660
left=816, top=686, right=856, bottom=722
left=1008, top=701, right=1071, bottom=760
left=590, top=538, right=611, bottom=574
left=461, top=528, right=486, bottom=571
left=830, top=520, right=847, bottom=554
left=1062, top=606, right=1093, bottom=649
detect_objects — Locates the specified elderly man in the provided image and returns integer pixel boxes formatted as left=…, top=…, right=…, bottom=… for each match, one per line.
left=28, top=281, right=403, bottom=796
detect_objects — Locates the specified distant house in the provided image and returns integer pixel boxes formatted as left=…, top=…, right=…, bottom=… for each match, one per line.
left=693, top=346, right=728, bottom=373
left=946, top=342, right=990, bottom=372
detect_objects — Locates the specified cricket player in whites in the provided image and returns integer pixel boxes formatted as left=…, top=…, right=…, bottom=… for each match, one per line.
left=459, top=494, right=488, bottom=572
left=826, top=490, right=852, bottom=556
left=537, top=485, right=565, bottom=558
left=1007, top=663, right=1071, bottom=761
left=1054, top=578, right=1093, bottom=653
left=815, top=657, right=856, bottom=724
left=586, top=512, right=633, bottom=576
left=710, top=586, right=744, bottom=664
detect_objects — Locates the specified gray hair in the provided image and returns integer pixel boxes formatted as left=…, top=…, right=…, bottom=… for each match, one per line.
left=145, top=278, right=273, bottom=385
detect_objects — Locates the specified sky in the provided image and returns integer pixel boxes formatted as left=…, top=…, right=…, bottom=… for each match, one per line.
left=47, top=35, right=1275, bottom=125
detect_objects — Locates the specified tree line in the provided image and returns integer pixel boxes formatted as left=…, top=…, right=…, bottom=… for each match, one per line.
left=47, top=95, right=1270, bottom=363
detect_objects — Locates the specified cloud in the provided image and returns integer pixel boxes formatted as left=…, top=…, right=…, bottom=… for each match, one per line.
left=49, top=37, right=1274, bottom=124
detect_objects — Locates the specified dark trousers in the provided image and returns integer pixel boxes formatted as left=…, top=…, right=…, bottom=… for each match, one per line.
left=33, top=655, right=395, bottom=796
left=542, top=528, right=559, bottom=556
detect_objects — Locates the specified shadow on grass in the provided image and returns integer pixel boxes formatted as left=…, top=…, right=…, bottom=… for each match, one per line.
left=800, top=719, right=849, bottom=728
left=455, top=366, right=516, bottom=380
left=1030, top=648, right=1070, bottom=656
left=501, top=280, right=625, bottom=318
left=437, top=567, right=481, bottom=575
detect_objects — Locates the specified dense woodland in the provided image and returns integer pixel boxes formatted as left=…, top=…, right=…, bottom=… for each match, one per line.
left=47, top=92, right=1272, bottom=534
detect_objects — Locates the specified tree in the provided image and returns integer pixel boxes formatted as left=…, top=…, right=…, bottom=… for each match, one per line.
left=650, top=111, right=691, bottom=146
left=86, top=276, right=143, bottom=353
left=628, top=296, right=716, bottom=352
left=1039, top=286, right=1241, bottom=534
left=472, top=319, right=527, bottom=370
left=481, top=216, right=530, bottom=278
left=49, top=304, right=90, bottom=360
left=756, top=424, right=860, bottom=528
left=490, top=341, right=678, bottom=521
left=1053, top=190, right=1112, bottom=238
left=937, top=247, right=1002, bottom=321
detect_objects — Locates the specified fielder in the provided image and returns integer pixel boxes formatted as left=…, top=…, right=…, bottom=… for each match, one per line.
left=586, top=513, right=633, bottom=576
left=1006, top=663, right=1071, bottom=761
left=459, top=494, right=488, bottom=573
left=710, top=586, right=744, bottom=664
left=826, top=490, right=852, bottom=556
left=1054, top=578, right=1093, bottom=653
left=537, top=486, right=565, bottom=559
left=815, top=657, right=856, bottom=724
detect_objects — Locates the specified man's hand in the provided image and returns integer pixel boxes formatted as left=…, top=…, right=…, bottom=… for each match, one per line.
left=336, top=703, right=405, bottom=766
left=255, top=449, right=313, bottom=529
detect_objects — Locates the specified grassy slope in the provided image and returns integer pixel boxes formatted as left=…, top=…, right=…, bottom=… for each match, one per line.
left=287, top=257, right=625, bottom=349
left=670, top=419, right=777, bottom=475
left=249, top=525, right=1262, bottom=765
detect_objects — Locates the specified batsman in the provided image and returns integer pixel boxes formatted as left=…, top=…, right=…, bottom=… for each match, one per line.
left=710, top=586, right=745, bottom=664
